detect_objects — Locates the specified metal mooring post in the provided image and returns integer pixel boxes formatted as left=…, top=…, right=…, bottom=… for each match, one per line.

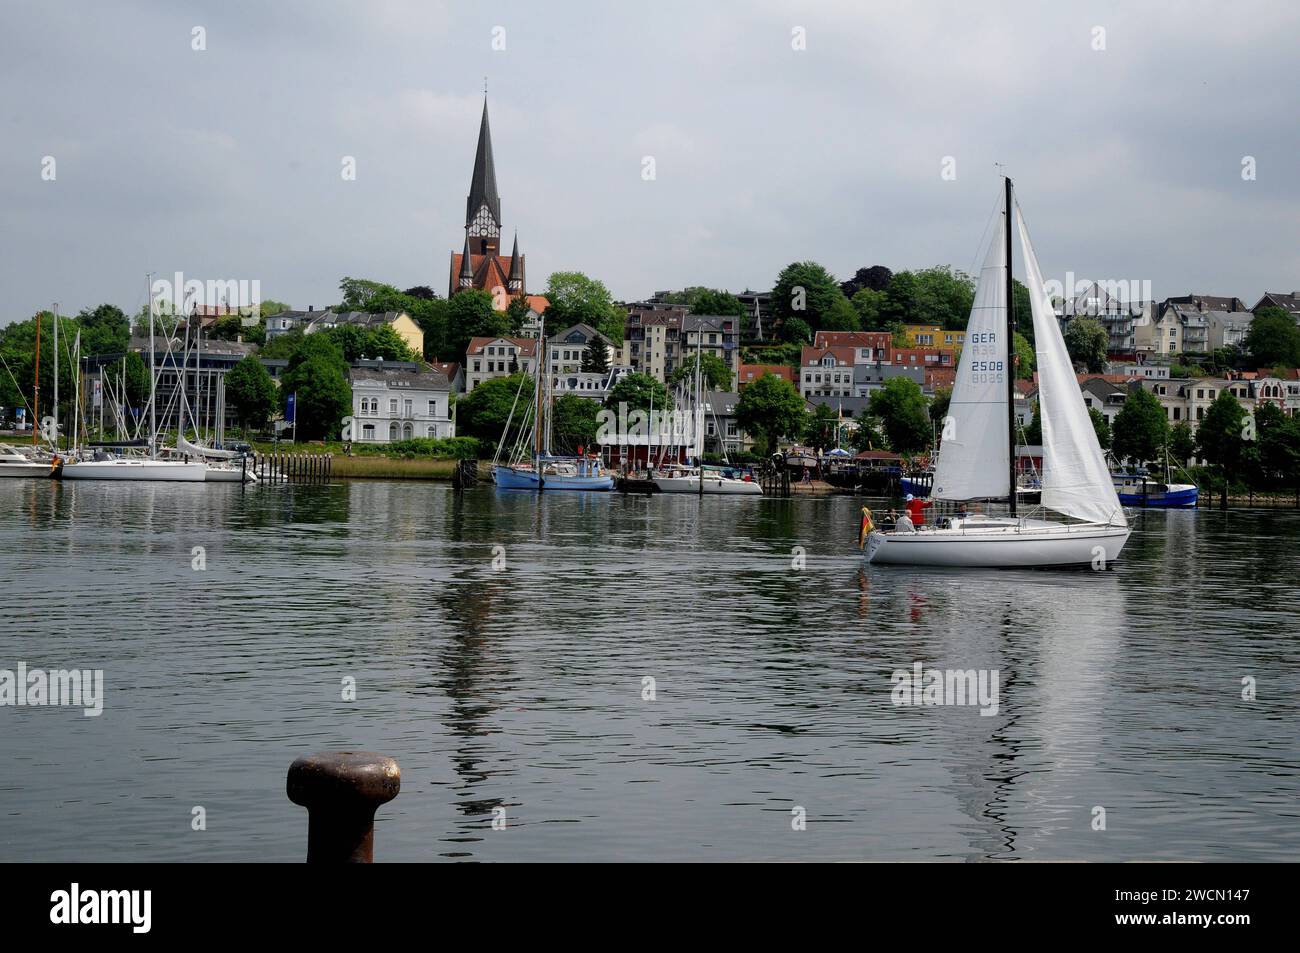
left=287, top=751, right=401, bottom=863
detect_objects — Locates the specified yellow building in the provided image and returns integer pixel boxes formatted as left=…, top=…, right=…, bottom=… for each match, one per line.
left=904, top=324, right=965, bottom=348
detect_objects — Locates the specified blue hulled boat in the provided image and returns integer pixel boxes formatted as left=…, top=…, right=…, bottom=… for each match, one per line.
left=1111, top=471, right=1198, bottom=508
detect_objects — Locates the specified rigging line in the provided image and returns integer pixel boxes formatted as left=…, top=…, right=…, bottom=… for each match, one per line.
left=966, top=186, right=1004, bottom=280
left=0, top=352, right=36, bottom=420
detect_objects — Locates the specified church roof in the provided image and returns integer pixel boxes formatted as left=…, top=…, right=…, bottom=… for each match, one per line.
left=466, top=98, right=501, bottom=227
left=448, top=252, right=523, bottom=301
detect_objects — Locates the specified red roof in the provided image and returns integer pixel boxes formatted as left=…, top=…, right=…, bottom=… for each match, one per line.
left=448, top=252, right=523, bottom=301
left=525, top=295, right=550, bottom=314
left=738, top=363, right=794, bottom=386
left=813, top=330, right=891, bottom=350
left=855, top=449, right=902, bottom=461
left=800, top=346, right=857, bottom=366
left=925, top=367, right=957, bottom=390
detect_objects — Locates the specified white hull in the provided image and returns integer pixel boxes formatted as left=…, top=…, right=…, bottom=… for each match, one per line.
left=866, top=517, right=1129, bottom=567
left=652, top=475, right=762, bottom=495
left=59, top=459, right=209, bottom=482
left=0, top=462, right=52, bottom=478
left=204, top=465, right=255, bottom=483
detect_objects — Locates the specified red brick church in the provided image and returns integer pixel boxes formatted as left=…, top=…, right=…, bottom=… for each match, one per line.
left=447, top=97, right=528, bottom=302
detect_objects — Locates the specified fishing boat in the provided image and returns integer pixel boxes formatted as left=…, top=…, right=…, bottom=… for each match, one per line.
left=0, top=443, right=55, bottom=478
left=1112, top=470, right=1197, bottom=508
left=867, top=179, right=1129, bottom=567
left=491, top=331, right=614, bottom=491
left=652, top=463, right=762, bottom=495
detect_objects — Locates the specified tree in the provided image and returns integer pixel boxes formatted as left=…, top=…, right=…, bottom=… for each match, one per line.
left=456, top=373, right=531, bottom=444
left=1013, top=331, right=1035, bottom=380
left=929, top=386, right=951, bottom=429
left=668, top=353, right=732, bottom=391
left=820, top=295, right=861, bottom=332
left=209, top=312, right=264, bottom=345
left=1168, top=421, right=1195, bottom=467
left=1253, top=402, right=1300, bottom=486
left=258, top=329, right=304, bottom=360
left=75, top=304, right=130, bottom=355
left=279, top=334, right=351, bottom=440
left=1196, top=390, right=1248, bottom=508
left=851, top=288, right=887, bottom=331
left=880, top=267, right=975, bottom=330
left=363, top=323, right=417, bottom=362
left=1245, top=306, right=1300, bottom=368
left=604, top=372, right=671, bottom=414
left=804, top=402, right=840, bottom=452
left=867, top=376, right=931, bottom=454
left=445, top=290, right=512, bottom=361
left=1023, top=401, right=1042, bottom=445
left=580, top=339, right=610, bottom=375
left=1110, top=387, right=1168, bottom=466
left=780, top=316, right=812, bottom=345
left=772, top=261, right=846, bottom=331
left=840, top=265, right=892, bottom=297
left=226, top=355, right=277, bottom=434
left=1064, top=318, right=1108, bottom=373
left=544, top=272, right=623, bottom=343
left=736, top=373, right=807, bottom=454
left=550, top=395, right=600, bottom=454
left=687, top=288, right=746, bottom=317
left=1089, top=407, right=1111, bottom=450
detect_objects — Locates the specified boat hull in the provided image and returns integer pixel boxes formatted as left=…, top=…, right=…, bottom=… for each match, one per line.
left=492, top=466, right=613, bottom=491
left=204, top=465, right=256, bottom=483
left=59, top=460, right=209, bottom=482
left=1114, top=484, right=1198, bottom=508
left=0, top=462, right=54, bottom=478
left=866, top=519, right=1130, bottom=568
left=652, top=476, right=762, bottom=495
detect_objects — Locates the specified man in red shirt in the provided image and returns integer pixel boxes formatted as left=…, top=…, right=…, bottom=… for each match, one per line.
left=904, top=494, right=932, bottom=527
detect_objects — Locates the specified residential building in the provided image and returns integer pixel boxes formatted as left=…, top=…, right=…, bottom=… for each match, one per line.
left=264, top=308, right=315, bottom=340
left=813, top=330, right=892, bottom=361
left=349, top=362, right=454, bottom=443
left=852, top=362, right=925, bottom=398
left=700, top=391, right=747, bottom=457
left=619, top=309, right=738, bottom=384
left=903, top=324, right=966, bottom=348
left=800, top=346, right=857, bottom=398
left=1056, top=281, right=1154, bottom=358
left=433, top=362, right=465, bottom=394
left=552, top=366, right=629, bottom=403
left=1079, top=376, right=1127, bottom=426
left=1113, top=362, right=1170, bottom=381
left=465, top=336, right=538, bottom=391
left=303, top=310, right=424, bottom=357
left=1252, top=291, right=1300, bottom=319
left=1205, top=310, right=1253, bottom=350
left=547, top=324, right=617, bottom=375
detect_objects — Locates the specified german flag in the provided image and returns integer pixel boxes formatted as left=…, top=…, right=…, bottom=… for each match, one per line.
left=859, top=506, right=874, bottom=549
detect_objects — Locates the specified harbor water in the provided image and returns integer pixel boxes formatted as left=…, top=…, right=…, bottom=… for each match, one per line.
left=1, top=479, right=1297, bottom=861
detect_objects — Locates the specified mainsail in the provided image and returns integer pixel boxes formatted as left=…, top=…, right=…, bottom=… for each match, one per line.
left=932, top=197, right=1010, bottom=501
left=1015, top=205, right=1126, bottom=526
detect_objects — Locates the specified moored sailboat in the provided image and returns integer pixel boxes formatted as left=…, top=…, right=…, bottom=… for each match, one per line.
left=867, top=179, right=1129, bottom=567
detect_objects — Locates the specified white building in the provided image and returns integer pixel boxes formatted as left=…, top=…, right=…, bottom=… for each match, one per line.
left=348, top=362, right=454, bottom=443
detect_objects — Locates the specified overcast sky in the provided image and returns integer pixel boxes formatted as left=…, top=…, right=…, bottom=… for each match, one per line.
left=2, top=0, right=1297, bottom=323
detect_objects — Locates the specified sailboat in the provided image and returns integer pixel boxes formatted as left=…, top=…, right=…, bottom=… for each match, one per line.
left=651, top=353, right=760, bottom=495
left=866, top=179, right=1129, bottom=567
left=491, top=331, right=614, bottom=491
left=59, top=279, right=207, bottom=482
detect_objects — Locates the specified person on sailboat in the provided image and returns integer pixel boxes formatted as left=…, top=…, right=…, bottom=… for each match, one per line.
left=894, top=510, right=916, bottom=533
left=904, top=494, right=932, bottom=526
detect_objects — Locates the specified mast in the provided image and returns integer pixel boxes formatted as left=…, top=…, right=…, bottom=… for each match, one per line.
left=32, top=310, right=40, bottom=446
left=147, top=273, right=157, bottom=458
left=53, top=303, right=59, bottom=450
left=1004, top=176, right=1017, bottom=517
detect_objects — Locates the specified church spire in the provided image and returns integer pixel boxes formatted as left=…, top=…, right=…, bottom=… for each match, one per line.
left=459, top=235, right=475, bottom=288
left=465, top=96, right=502, bottom=255
left=508, top=232, right=523, bottom=293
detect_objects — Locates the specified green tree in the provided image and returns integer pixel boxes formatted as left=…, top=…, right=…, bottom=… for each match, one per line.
left=226, top=355, right=277, bottom=434
left=1013, top=331, right=1035, bottom=380
left=668, top=353, right=732, bottom=391
left=929, top=386, right=951, bottom=429
left=75, top=304, right=130, bottom=355
left=258, top=329, right=304, bottom=360
left=363, top=323, right=417, bottom=362
left=1253, top=402, right=1300, bottom=486
left=445, top=290, right=512, bottom=361
left=1064, top=318, right=1108, bottom=373
left=803, top=402, right=840, bottom=452
left=1196, top=390, right=1248, bottom=507
left=851, top=287, right=887, bottom=331
left=580, top=339, right=611, bottom=375
left=883, top=266, right=976, bottom=330
left=820, top=295, right=861, bottom=332
left=736, top=373, right=807, bottom=454
left=1110, top=387, right=1168, bottom=465
left=280, top=334, right=351, bottom=440
left=780, top=316, right=812, bottom=344
left=867, top=376, right=931, bottom=454
left=544, top=272, right=623, bottom=343
left=1023, top=401, right=1042, bottom=445
left=1089, top=407, right=1111, bottom=450
left=1168, top=421, right=1195, bottom=467
left=1245, top=306, right=1300, bottom=368
left=550, top=394, right=600, bottom=454
left=687, top=288, right=746, bottom=317
left=604, top=372, right=671, bottom=414
left=772, top=261, right=846, bottom=331
left=457, top=373, right=532, bottom=445
left=210, top=312, right=266, bottom=346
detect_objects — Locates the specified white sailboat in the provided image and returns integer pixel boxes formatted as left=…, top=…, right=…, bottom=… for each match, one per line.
left=0, top=443, right=55, bottom=478
left=867, top=179, right=1129, bottom=567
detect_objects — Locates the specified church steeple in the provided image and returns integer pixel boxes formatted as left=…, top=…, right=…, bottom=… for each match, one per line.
left=465, top=97, right=502, bottom=256
left=508, top=232, right=523, bottom=293
left=459, top=235, right=475, bottom=288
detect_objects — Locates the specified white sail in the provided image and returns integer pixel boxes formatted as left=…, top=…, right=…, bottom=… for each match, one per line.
left=177, top=433, right=239, bottom=459
left=1015, top=206, right=1126, bottom=526
left=932, top=198, right=1010, bottom=501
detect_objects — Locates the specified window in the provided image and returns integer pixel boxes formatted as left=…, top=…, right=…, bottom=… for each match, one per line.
left=428, top=399, right=437, bottom=416
left=389, top=422, right=399, bottom=440
left=403, top=423, right=413, bottom=440
left=1173, top=407, right=1181, bottom=420
left=1197, top=407, right=1205, bottom=420
left=404, top=399, right=413, bottom=417
left=473, top=360, right=481, bottom=371
left=389, top=398, right=398, bottom=414
left=362, top=424, right=374, bottom=440
left=427, top=426, right=436, bottom=438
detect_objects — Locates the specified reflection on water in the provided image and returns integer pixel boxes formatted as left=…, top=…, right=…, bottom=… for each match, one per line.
left=1, top=480, right=1297, bottom=861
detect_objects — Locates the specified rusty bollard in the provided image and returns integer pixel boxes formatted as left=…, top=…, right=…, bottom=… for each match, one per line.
left=287, top=751, right=400, bottom=863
